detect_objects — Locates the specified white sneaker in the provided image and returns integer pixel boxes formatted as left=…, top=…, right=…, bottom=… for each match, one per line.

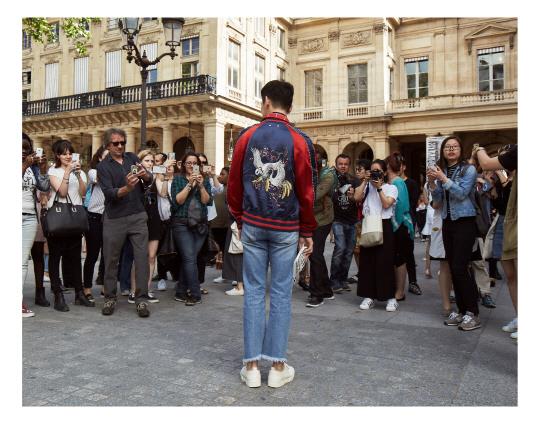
left=386, top=298, right=399, bottom=312
left=268, top=364, right=295, bottom=388
left=502, top=317, right=517, bottom=333
left=226, top=288, right=244, bottom=296
left=359, top=297, right=374, bottom=310
left=510, top=331, right=517, bottom=339
left=43, top=274, right=50, bottom=283
left=240, top=366, right=261, bottom=388
left=157, top=279, right=167, bottom=291
left=213, top=277, right=225, bottom=283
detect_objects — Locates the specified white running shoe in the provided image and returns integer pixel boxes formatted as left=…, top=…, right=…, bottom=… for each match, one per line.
left=359, top=297, right=374, bottom=310
left=510, top=331, right=517, bottom=340
left=226, top=288, right=244, bottom=296
left=386, top=298, right=399, bottom=312
left=240, top=366, right=261, bottom=388
left=268, top=364, right=295, bottom=388
left=213, top=277, right=225, bottom=283
left=157, top=279, right=167, bottom=291
left=502, top=317, right=517, bottom=333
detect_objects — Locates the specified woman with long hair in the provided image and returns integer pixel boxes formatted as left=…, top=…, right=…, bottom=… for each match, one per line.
left=82, top=146, right=108, bottom=302
left=428, top=136, right=479, bottom=330
left=170, top=151, right=212, bottom=306
left=46, top=139, right=93, bottom=311
left=138, top=149, right=160, bottom=303
left=356, top=159, right=398, bottom=311
left=385, top=153, right=415, bottom=305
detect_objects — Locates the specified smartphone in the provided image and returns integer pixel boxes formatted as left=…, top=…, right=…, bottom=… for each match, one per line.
left=35, top=147, right=43, bottom=157
left=168, top=152, right=175, bottom=160
left=152, top=165, right=166, bottom=174
left=203, top=165, right=211, bottom=173
left=72, top=153, right=80, bottom=162
left=131, top=165, right=139, bottom=175
left=473, top=143, right=480, bottom=150
left=192, top=164, right=200, bottom=174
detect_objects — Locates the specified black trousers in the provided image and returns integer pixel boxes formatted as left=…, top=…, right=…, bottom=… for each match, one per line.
left=442, top=217, right=479, bottom=315
left=47, top=234, right=83, bottom=294
left=357, top=219, right=396, bottom=301
left=83, top=212, right=104, bottom=288
left=308, top=223, right=333, bottom=301
left=212, top=227, right=228, bottom=253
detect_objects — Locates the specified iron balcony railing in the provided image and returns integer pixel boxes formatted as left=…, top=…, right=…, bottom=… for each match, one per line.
left=22, top=75, right=217, bottom=117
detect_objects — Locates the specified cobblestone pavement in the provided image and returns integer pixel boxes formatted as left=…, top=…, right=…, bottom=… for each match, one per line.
left=22, top=239, right=517, bottom=406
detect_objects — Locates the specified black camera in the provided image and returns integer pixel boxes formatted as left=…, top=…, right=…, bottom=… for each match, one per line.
left=370, top=169, right=384, bottom=181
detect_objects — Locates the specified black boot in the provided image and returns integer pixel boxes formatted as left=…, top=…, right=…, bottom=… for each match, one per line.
left=34, top=287, right=50, bottom=307
left=53, top=292, right=69, bottom=312
left=75, top=291, right=95, bottom=307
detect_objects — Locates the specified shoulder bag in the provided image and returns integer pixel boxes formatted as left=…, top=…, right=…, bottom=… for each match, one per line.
left=41, top=191, right=89, bottom=237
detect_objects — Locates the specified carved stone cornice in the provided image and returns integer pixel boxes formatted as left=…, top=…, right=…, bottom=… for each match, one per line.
left=373, top=23, right=389, bottom=33
left=299, top=37, right=328, bottom=55
left=182, top=25, right=201, bottom=38
left=288, top=37, right=297, bottom=48
left=464, top=24, right=517, bottom=54
left=328, top=30, right=340, bottom=42
left=341, top=30, right=372, bottom=48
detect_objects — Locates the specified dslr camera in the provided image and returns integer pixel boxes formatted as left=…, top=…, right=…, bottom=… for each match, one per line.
left=370, top=169, right=384, bottom=181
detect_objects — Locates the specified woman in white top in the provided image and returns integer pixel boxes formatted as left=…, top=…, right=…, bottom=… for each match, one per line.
left=82, top=146, right=108, bottom=301
left=354, top=159, right=398, bottom=311
left=47, top=140, right=93, bottom=311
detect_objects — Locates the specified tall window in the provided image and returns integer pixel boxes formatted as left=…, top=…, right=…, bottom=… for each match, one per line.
left=278, top=28, right=285, bottom=50
left=182, top=37, right=199, bottom=56
left=228, top=40, right=240, bottom=89
left=22, top=70, right=32, bottom=85
left=45, top=62, right=59, bottom=98
left=74, top=57, right=89, bottom=94
left=107, top=18, right=119, bottom=30
left=182, top=62, right=199, bottom=78
left=348, top=64, right=368, bottom=103
left=50, top=22, right=60, bottom=43
left=22, top=89, right=31, bottom=102
left=22, top=30, right=32, bottom=49
left=105, top=50, right=122, bottom=88
left=405, top=57, right=428, bottom=98
left=254, top=55, right=265, bottom=99
left=141, top=43, right=158, bottom=83
left=305, top=69, right=322, bottom=108
left=254, top=18, right=265, bottom=37
left=478, top=47, right=504, bottom=92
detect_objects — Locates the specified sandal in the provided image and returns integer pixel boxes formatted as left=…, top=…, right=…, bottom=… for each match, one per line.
left=408, top=282, right=423, bottom=296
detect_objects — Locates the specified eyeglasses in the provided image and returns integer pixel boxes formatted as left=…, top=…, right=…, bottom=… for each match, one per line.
left=184, top=161, right=197, bottom=166
left=443, top=146, right=460, bottom=151
left=111, top=141, right=126, bottom=147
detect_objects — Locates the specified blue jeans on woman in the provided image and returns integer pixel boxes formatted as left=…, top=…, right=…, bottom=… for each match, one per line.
left=172, top=222, right=207, bottom=300
left=241, top=224, right=299, bottom=363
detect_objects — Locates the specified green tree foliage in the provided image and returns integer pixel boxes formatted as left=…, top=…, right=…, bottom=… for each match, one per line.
left=22, top=18, right=101, bottom=56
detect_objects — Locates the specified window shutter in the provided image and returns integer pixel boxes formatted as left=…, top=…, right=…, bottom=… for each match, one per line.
left=106, top=50, right=122, bottom=88
left=45, top=62, right=59, bottom=98
left=74, top=57, right=89, bottom=94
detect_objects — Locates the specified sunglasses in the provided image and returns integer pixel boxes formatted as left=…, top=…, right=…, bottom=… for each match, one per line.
left=111, top=141, right=126, bottom=147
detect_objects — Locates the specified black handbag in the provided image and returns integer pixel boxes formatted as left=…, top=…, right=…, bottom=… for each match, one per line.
left=158, top=221, right=177, bottom=257
left=41, top=192, right=89, bottom=238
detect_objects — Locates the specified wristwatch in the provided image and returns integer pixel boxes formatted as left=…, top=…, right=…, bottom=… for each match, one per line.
left=377, top=188, right=382, bottom=193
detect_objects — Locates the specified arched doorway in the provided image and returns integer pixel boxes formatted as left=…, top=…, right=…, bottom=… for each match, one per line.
left=173, top=136, right=195, bottom=159
left=342, top=142, right=373, bottom=163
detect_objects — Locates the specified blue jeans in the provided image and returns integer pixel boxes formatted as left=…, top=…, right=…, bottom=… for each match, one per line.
left=330, top=221, right=356, bottom=289
left=241, top=224, right=299, bottom=363
left=172, top=223, right=207, bottom=300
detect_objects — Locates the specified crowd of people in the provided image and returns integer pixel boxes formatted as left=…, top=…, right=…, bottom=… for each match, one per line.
left=22, top=80, right=518, bottom=389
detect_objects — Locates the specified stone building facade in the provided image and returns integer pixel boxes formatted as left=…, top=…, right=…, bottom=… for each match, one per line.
left=22, top=17, right=517, bottom=180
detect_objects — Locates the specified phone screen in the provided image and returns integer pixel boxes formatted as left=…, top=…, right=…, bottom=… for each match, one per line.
left=193, top=165, right=200, bottom=174
left=72, top=153, right=80, bottom=162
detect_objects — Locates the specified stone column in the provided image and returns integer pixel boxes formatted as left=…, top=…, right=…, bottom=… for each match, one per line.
left=125, top=128, right=137, bottom=153
left=162, top=124, right=174, bottom=154
left=91, top=131, right=103, bottom=155
left=373, top=136, right=390, bottom=159
left=327, top=141, right=340, bottom=165
left=203, top=119, right=226, bottom=172
left=33, top=136, right=44, bottom=149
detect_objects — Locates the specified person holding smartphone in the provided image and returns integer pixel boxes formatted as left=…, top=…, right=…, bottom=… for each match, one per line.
left=46, top=139, right=93, bottom=311
left=427, top=136, right=480, bottom=331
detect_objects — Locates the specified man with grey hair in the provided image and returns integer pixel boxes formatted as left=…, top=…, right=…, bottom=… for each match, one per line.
left=97, top=128, right=153, bottom=317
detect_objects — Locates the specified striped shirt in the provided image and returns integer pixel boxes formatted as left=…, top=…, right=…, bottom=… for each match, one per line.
left=87, top=169, right=105, bottom=214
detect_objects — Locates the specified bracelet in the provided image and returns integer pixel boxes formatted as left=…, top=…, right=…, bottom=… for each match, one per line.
left=63, top=177, right=70, bottom=181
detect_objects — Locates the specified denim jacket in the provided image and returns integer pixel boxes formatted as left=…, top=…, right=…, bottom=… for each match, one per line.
left=431, top=162, right=476, bottom=221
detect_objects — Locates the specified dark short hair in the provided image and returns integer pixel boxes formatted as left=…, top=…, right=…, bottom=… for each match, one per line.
left=371, top=159, right=387, bottom=174
left=22, top=132, right=33, bottom=152
left=355, top=158, right=371, bottom=171
left=260, top=80, right=294, bottom=111
left=103, top=128, right=127, bottom=147
left=221, top=166, right=230, bottom=173
left=179, top=151, right=200, bottom=175
left=53, top=140, right=75, bottom=168
left=437, top=136, right=466, bottom=170
left=335, top=154, right=351, bottom=165
left=385, top=151, right=405, bottom=173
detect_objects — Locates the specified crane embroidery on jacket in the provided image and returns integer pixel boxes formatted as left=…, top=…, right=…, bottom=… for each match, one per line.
left=251, top=147, right=293, bottom=200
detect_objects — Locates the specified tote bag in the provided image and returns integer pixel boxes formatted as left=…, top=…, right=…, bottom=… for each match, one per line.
left=482, top=213, right=499, bottom=260
left=41, top=192, right=89, bottom=237
left=359, top=214, right=383, bottom=248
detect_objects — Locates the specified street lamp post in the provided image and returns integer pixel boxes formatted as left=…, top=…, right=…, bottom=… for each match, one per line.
left=118, top=17, right=185, bottom=150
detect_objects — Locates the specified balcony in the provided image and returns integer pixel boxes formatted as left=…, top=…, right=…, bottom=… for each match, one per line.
left=290, top=104, right=383, bottom=123
left=388, top=89, right=517, bottom=114
left=22, top=75, right=217, bottom=117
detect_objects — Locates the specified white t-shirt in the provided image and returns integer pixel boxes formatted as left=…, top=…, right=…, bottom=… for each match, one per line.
left=48, top=166, right=87, bottom=208
left=362, top=182, right=398, bottom=220
left=157, top=180, right=173, bottom=221
left=22, top=168, right=37, bottom=214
